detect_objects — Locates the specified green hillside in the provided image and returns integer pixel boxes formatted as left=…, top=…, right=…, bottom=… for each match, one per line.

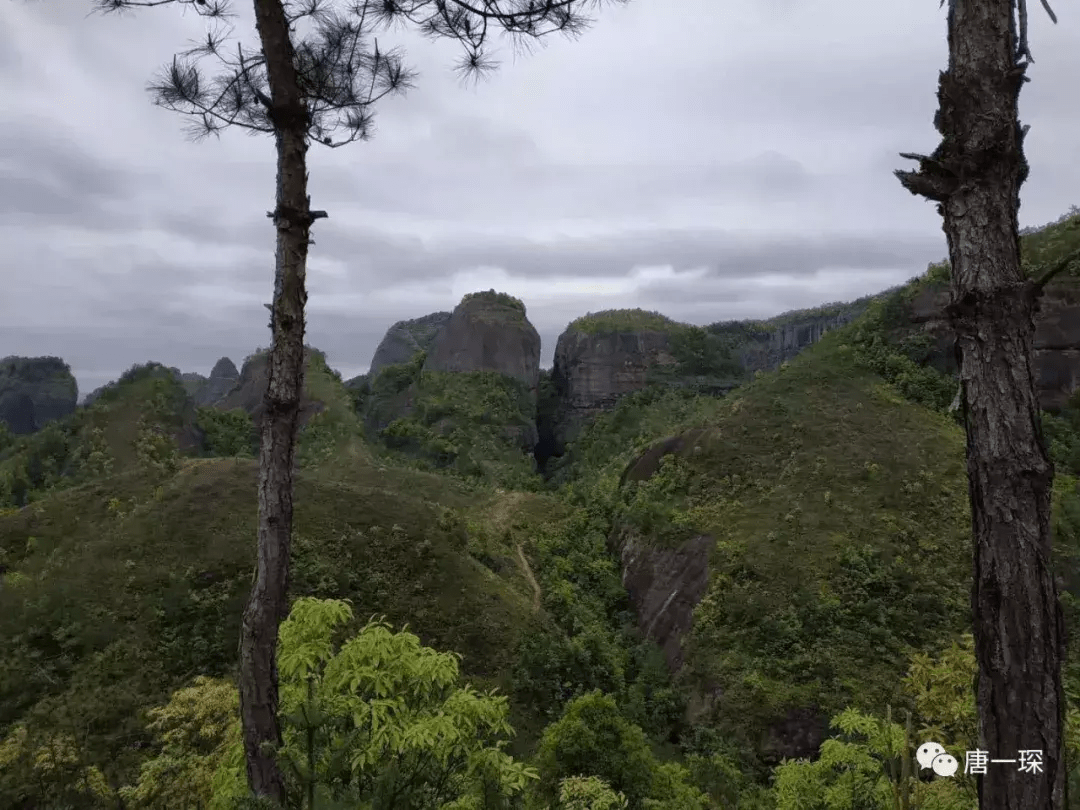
left=4, top=210, right=1080, bottom=808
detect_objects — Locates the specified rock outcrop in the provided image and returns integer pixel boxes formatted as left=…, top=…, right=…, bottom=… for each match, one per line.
left=727, top=300, right=873, bottom=374
left=550, top=313, right=680, bottom=454
left=616, top=428, right=715, bottom=671
left=616, top=428, right=831, bottom=763
left=196, top=357, right=240, bottom=406
left=909, top=278, right=1080, bottom=409
left=216, top=348, right=325, bottom=426
left=370, top=312, right=451, bottom=375
left=0, top=356, right=79, bottom=434
left=423, top=292, right=541, bottom=395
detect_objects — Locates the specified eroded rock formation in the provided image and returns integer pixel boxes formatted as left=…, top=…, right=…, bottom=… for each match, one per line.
left=0, top=356, right=78, bottom=434
left=909, top=278, right=1080, bottom=409
left=217, top=348, right=325, bottom=427
left=195, top=357, right=240, bottom=406
left=732, top=302, right=872, bottom=373
left=423, top=292, right=541, bottom=395
left=550, top=326, right=679, bottom=454
left=370, top=312, right=452, bottom=375
left=615, top=428, right=714, bottom=671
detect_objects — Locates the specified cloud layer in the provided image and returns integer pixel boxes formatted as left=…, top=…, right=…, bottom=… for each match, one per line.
left=2, top=0, right=1078, bottom=395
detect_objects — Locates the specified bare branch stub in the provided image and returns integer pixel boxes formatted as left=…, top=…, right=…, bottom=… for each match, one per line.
left=900, top=0, right=1054, bottom=214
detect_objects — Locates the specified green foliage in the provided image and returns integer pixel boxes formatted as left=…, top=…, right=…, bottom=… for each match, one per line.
left=295, top=350, right=369, bottom=467
left=197, top=408, right=256, bottom=457
left=534, top=691, right=659, bottom=810
left=845, top=293, right=956, bottom=413
left=902, top=634, right=977, bottom=748
left=206, top=597, right=538, bottom=809
left=770, top=626, right=1080, bottom=810
left=0, top=723, right=114, bottom=809
left=372, top=369, right=539, bottom=490
left=568, top=310, right=678, bottom=336
left=118, top=675, right=239, bottom=808
left=574, top=339, right=973, bottom=773
left=462, top=289, right=528, bottom=317
left=0, top=455, right=535, bottom=803
left=618, top=455, right=698, bottom=547
left=1020, top=206, right=1080, bottom=277
left=639, top=325, right=747, bottom=396
left=555, top=775, right=629, bottom=810
left=353, top=351, right=425, bottom=426
left=0, top=363, right=200, bottom=507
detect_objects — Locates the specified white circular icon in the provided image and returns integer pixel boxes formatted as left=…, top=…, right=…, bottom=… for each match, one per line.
left=916, top=742, right=946, bottom=769
left=932, top=752, right=959, bottom=777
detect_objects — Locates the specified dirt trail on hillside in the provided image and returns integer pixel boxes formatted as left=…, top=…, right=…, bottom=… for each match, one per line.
left=490, top=491, right=542, bottom=613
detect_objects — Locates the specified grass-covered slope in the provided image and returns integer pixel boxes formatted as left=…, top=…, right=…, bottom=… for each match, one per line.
left=0, top=363, right=203, bottom=507
left=0, top=449, right=539, bottom=797
left=633, top=338, right=970, bottom=750
left=355, top=350, right=541, bottom=490
left=553, top=332, right=969, bottom=768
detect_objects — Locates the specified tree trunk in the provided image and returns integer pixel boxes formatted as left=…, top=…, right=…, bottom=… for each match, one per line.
left=896, top=2, right=1066, bottom=809
left=238, top=0, right=312, bottom=803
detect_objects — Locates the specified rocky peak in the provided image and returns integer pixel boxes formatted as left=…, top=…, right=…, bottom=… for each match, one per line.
left=0, top=356, right=79, bottom=434
left=216, top=347, right=325, bottom=427
left=549, top=310, right=681, bottom=454
left=195, top=356, right=240, bottom=406
left=369, top=312, right=452, bottom=375
left=209, top=356, right=239, bottom=381
left=423, top=291, right=541, bottom=395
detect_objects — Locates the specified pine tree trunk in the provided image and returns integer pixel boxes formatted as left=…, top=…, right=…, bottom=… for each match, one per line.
left=896, top=2, right=1066, bottom=809
left=237, top=0, right=312, bottom=802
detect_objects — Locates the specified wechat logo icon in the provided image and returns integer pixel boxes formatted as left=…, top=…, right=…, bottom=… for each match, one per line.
left=916, top=741, right=958, bottom=777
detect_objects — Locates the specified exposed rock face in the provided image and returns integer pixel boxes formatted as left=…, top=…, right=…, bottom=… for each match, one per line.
left=616, top=429, right=714, bottom=671
left=909, top=279, right=1080, bottom=409
left=370, top=312, right=451, bottom=375
left=550, top=328, right=678, bottom=453
left=423, top=293, right=541, bottom=394
left=617, top=428, right=829, bottom=763
left=614, top=528, right=714, bottom=672
left=217, top=349, right=325, bottom=426
left=195, top=357, right=240, bottom=406
left=737, top=305, right=870, bottom=373
left=0, top=356, right=79, bottom=434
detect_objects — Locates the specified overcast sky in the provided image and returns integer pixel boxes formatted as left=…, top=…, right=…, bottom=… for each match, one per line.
left=2, top=0, right=1078, bottom=397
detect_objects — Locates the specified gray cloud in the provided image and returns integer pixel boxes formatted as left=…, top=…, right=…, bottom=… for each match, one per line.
left=1, top=0, right=1078, bottom=398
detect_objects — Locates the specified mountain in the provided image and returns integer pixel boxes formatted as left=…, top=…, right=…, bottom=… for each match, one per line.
left=3, top=209, right=1080, bottom=807
left=0, top=356, right=78, bottom=435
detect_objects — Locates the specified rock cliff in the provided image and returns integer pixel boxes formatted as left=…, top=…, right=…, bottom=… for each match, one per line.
left=0, top=356, right=79, bottom=434
left=423, top=291, right=541, bottom=396
left=370, top=312, right=452, bottom=375
left=719, top=299, right=874, bottom=374
left=615, top=428, right=716, bottom=672
left=908, top=278, right=1080, bottom=410
left=549, top=310, right=682, bottom=454
left=196, top=357, right=240, bottom=406
left=217, top=348, right=325, bottom=427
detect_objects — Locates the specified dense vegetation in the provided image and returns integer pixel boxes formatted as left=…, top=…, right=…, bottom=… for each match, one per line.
left=567, top=309, right=678, bottom=336
left=4, top=209, right=1080, bottom=807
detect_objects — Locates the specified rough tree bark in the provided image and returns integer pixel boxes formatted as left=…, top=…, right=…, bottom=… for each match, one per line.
left=895, top=1, right=1066, bottom=809
left=237, top=0, right=313, bottom=801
